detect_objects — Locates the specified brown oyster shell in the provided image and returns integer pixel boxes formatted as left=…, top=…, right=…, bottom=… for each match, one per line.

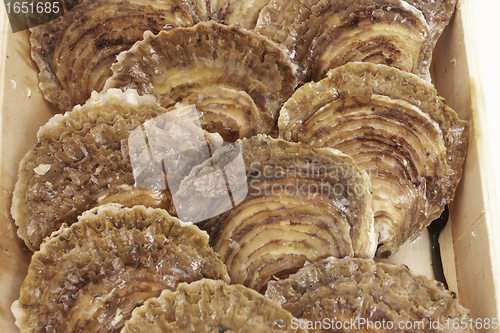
left=279, top=62, right=468, bottom=257
left=104, top=21, right=298, bottom=141
left=11, top=89, right=221, bottom=250
left=121, top=279, right=308, bottom=333
left=174, top=135, right=376, bottom=292
left=403, top=0, right=457, bottom=79
left=255, top=0, right=454, bottom=82
left=11, top=204, right=230, bottom=333
left=209, top=0, right=274, bottom=29
left=30, top=0, right=207, bottom=111
left=265, top=257, right=476, bottom=333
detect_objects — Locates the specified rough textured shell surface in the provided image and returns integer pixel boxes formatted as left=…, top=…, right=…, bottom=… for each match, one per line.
left=209, top=0, right=274, bottom=29
left=175, top=135, right=376, bottom=292
left=11, top=204, right=230, bottom=333
left=255, top=0, right=455, bottom=82
left=11, top=89, right=220, bottom=250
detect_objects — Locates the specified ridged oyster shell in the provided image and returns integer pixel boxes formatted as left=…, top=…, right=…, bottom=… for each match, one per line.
left=30, top=0, right=207, bottom=110
left=265, top=257, right=475, bottom=333
left=104, top=21, right=298, bottom=141
left=255, top=0, right=455, bottom=82
left=174, top=135, right=376, bottom=292
left=12, top=89, right=221, bottom=250
left=11, top=204, right=230, bottom=333
left=402, top=0, right=457, bottom=79
left=121, top=279, right=308, bottom=333
left=279, top=62, right=468, bottom=257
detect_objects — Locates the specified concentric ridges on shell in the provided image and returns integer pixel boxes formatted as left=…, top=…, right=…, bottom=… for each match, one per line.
left=254, top=0, right=455, bottom=82
left=208, top=0, right=274, bottom=29
left=278, top=62, right=468, bottom=257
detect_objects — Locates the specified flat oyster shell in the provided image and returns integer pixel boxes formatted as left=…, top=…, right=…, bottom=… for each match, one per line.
left=30, top=0, right=207, bottom=111
left=11, top=89, right=222, bottom=250
left=265, top=257, right=475, bottom=333
left=174, top=135, right=376, bottom=292
left=209, top=0, right=274, bottom=29
left=121, top=279, right=308, bottom=333
left=279, top=62, right=468, bottom=257
left=11, top=204, right=230, bottom=333
left=104, top=21, right=298, bottom=141
left=304, top=0, right=430, bottom=82
left=165, top=85, right=262, bottom=142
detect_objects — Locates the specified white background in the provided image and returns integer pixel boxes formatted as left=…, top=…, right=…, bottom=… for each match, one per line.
left=472, top=0, right=500, bottom=212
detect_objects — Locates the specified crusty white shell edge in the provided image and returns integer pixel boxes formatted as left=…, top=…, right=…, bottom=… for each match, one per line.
left=122, top=279, right=282, bottom=332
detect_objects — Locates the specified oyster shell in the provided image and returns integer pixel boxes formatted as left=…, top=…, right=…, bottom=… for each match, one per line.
left=209, top=0, right=273, bottom=29
left=12, top=89, right=222, bottom=250
left=279, top=63, right=468, bottom=257
left=255, top=0, right=454, bottom=82
left=30, top=0, right=207, bottom=111
left=174, top=135, right=376, bottom=292
left=121, top=279, right=308, bottom=333
left=265, top=257, right=475, bottom=333
left=403, top=0, right=457, bottom=80
left=11, top=204, right=230, bottom=333
left=304, top=0, right=430, bottom=82
left=104, top=21, right=298, bottom=141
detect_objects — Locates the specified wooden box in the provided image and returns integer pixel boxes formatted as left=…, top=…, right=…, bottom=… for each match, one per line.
left=1, top=0, right=498, bottom=331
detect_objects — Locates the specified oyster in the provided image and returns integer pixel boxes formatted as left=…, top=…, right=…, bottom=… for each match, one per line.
left=121, top=279, right=308, bottom=333
left=174, top=135, right=376, bottom=292
left=11, top=89, right=222, bottom=250
left=104, top=21, right=298, bottom=141
left=279, top=63, right=468, bottom=257
left=255, top=0, right=454, bottom=82
left=11, top=204, right=230, bottom=333
left=265, top=257, right=475, bottom=333
left=30, top=0, right=207, bottom=111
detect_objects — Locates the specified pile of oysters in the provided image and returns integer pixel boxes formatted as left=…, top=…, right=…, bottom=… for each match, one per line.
left=11, top=0, right=475, bottom=332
